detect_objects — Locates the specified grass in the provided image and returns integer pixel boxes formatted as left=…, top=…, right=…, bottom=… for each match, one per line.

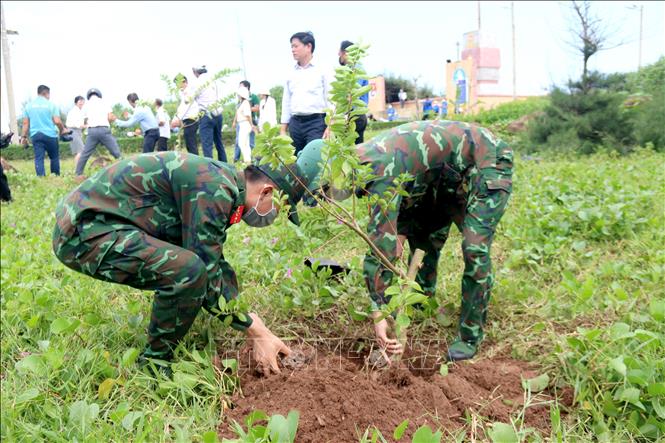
left=1, top=146, right=664, bottom=442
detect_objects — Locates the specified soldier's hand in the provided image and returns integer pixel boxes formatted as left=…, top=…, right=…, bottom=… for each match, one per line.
left=372, top=314, right=403, bottom=355
left=246, top=313, right=291, bottom=375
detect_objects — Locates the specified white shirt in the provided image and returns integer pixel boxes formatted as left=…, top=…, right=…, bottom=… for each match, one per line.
left=176, top=86, right=200, bottom=120
left=82, top=96, right=112, bottom=127
left=192, top=72, right=219, bottom=112
left=66, top=106, right=85, bottom=129
left=236, top=100, right=252, bottom=127
left=258, top=96, right=277, bottom=128
left=156, top=106, right=170, bottom=138
left=280, top=59, right=331, bottom=124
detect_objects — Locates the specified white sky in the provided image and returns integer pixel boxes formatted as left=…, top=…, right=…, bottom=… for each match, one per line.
left=1, top=0, right=663, bottom=129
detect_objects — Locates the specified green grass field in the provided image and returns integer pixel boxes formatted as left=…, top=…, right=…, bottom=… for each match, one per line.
left=1, top=147, right=664, bottom=442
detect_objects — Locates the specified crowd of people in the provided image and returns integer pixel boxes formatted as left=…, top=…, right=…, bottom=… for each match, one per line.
left=13, top=32, right=370, bottom=182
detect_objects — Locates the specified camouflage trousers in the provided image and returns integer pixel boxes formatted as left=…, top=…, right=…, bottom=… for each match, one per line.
left=401, top=164, right=513, bottom=343
left=53, top=219, right=212, bottom=360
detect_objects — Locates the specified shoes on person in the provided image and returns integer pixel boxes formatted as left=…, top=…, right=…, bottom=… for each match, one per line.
left=446, top=338, right=478, bottom=362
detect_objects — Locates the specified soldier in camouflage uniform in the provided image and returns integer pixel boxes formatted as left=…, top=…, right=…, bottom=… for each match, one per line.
left=53, top=151, right=306, bottom=374
left=296, top=120, right=513, bottom=361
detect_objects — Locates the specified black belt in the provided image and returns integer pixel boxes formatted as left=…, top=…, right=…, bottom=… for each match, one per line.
left=291, top=113, right=325, bottom=122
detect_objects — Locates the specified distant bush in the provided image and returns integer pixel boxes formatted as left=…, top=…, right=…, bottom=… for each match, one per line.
left=524, top=58, right=665, bottom=155
left=450, top=96, right=549, bottom=127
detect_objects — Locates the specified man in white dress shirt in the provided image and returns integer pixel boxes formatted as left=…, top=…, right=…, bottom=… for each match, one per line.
left=155, top=98, right=171, bottom=151
left=75, top=88, right=121, bottom=179
left=280, top=31, right=331, bottom=154
left=192, top=65, right=226, bottom=162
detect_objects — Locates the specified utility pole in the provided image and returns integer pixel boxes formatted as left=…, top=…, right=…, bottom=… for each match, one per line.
left=477, top=1, right=481, bottom=31
left=1, top=3, right=19, bottom=143
left=638, top=4, right=643, bottom=68
left=511, top=1, right=516, bottom=100
left=236, top=13, right=247, bottom=79
left=456, top=41, right=460, bottom=60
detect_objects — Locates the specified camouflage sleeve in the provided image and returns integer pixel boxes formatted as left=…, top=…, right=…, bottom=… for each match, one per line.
left=363, top=176, right=403, bottom=311
left=179, top=183, right=253, bottom=331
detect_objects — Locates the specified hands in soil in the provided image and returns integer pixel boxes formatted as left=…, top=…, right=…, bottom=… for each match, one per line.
left=246, top=313, right=292, bottom=375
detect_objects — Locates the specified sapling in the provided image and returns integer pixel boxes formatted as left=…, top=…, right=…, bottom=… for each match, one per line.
left=254, top=42, right=427, bottom=367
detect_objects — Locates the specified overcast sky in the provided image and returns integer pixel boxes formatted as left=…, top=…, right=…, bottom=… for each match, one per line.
left=1, top=0, right=663, bottom=129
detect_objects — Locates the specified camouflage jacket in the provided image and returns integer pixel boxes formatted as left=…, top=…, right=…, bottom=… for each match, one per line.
left=54, top=151, right=252, bottom=329
left=357, top=120, right=513, bottom=308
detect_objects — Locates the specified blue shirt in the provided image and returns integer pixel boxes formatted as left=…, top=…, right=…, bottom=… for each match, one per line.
left=116, top=105, right=159, bottom=132
left=358, top=78, right=369, bottom=105
left=23, top=96, right=59, bottom=138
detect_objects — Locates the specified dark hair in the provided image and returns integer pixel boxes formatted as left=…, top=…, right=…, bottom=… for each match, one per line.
left=74, top=95, right=84, bottom=104
left=340, top=40, right=354, bottom=51
left=244, top=164, right=276, bottom=186
left=155, top=98, right=163, bottom=107
left=127, top=93, right=139, bottom=103
left=240, top=80, right=251, bottom=90
left=290, top=31, right=315, bottom=53
left=37, top=85, right=50, bottom=95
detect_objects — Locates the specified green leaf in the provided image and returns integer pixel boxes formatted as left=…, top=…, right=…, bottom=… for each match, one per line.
left=617, top=387, right=646, bottom=411
left=122, top=348, right=140, bottom=367
left=246, top=410, right=268, bottom=427
left=411, top=425, right=441, bottom=443
left=649, top=299, right=665, bottom=322
left=16, top=388, right=40, bottom=405
left=69, top=400, right=100, bottom=430
left=202, top=430, right=220, bottom=443
left=222, top=358, right=238, bottom=373
left=487, top=422, right=518, bottom=443
left=395, top=313, right=410, bottom=329
left=648, top=383, right=665, bottom=397
left=121, top=411, right=144, bottom=431
left=608, top=355, right=627, bottom=376
left=98, top=378, right=116, bottom=400
left=522, top=373, right=550, bottom=393
left=652, top=398, right=665, bottom=419
left=15, top=354, right=46, bottom=375
left=50, top=317, right=78, bottom=334
left=393, top=419, right=409, bottom=440
left=439, top=364, right=449, bottom=377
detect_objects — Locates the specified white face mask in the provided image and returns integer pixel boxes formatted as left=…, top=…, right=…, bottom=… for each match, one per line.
left=242, top=191, right=277, bottom=228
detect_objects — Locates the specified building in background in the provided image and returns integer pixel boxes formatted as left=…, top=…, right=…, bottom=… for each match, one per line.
left=446, top=30, right=534, bottom=114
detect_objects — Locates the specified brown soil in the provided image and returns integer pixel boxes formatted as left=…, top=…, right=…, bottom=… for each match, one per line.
left=218, top=339, right=568, bottom=442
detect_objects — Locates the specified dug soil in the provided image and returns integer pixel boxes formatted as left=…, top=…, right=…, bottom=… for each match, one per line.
left=218, top=339, right=569, bottom=442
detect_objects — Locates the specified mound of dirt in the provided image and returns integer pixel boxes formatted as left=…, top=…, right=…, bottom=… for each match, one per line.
left=218, top=340, right=568, bottom=442
left=506, top=111, right=544, bottom=133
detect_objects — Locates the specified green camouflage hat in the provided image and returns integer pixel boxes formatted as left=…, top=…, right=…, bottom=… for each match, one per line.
left=254, top=160, right=308, bottom=225
left=296, top=139, right=326, bottom=194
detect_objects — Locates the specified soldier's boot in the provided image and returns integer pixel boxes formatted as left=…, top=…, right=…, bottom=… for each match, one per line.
left=447, top=338, right=478, bottom=361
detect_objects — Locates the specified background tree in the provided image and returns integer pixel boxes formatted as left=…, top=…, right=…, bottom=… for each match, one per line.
left=568, top=0, right=619, bottom=93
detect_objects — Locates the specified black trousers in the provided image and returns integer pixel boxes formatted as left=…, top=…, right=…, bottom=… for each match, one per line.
left=289, top=113, right=326, bottom=154
left=142, top=128, right=160, bottom=153
left=157, top=137, right=168, bottom=151
left=354, top=114, right=368, bottom=144
left=0, top=162, right=11, bottom=202
left=183, top=119, right=200, bottom=155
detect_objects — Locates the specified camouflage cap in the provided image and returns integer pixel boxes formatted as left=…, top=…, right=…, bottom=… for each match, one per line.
left=254, top=160, right=308, bottom=225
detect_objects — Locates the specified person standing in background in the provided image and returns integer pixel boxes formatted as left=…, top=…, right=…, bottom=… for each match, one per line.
left=75, top=88, right=121, bottom=180
left=338, top=40, right=369, bottom=144
left=115, top=93, right=160, bottom=153
left=155, top=99, right=171, bottom=151
left=258, top=87, right=277, bottom=130
left=280, top=31, right=330, bottom=154
left=20, top=85, right=71, bottom=177
left=233, top=86, right=255, bottom=164
left=66, top=95, right=86, bottom=170
left=192, top=65, right=226, bottom=161
left=170, top=74, right=200, bottom=155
